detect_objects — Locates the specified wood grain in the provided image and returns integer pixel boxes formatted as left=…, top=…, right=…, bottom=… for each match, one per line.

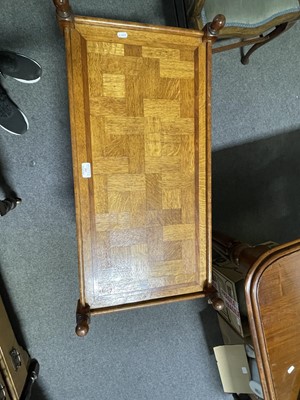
left=64, top=18, right=211, bottom=311
left=245, top=241, right=300, bottom=400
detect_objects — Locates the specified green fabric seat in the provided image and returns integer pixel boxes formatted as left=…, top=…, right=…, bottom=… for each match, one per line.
left=201, top=0, right=300, bottom=27
left=182, top=0, right=300, bottom=63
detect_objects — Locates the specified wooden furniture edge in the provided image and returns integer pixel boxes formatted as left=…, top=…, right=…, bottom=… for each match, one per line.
left=205, top=36, right=212, bottom=287
left=52, top=1, right=203, bottom=38
left=244, top=239, right=300, bottom=400
left=74, top=15, right=203, bottom=37
left=64, top=29, right=87, bottom=306
left=75, top=292, right=206, bottom=337
left=90, top=291, right=206, bottom=315
left=202, top=15, right=225, bottom=288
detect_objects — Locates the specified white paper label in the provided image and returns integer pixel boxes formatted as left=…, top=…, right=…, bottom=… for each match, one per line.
left=117, top=32, right=128, bottom=38
left=288, top=365, right=295, bottom=374
left=82, top=163, right=91, bottom=178
left=241, top=367, right=248, bottom=375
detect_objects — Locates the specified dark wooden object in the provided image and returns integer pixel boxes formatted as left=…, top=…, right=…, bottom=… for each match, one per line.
left=212, top=231, right=300, bottom=400
left=52, top=0, right=74, bottom=28
left=203, top=14, right=226, bottom=43
left=214, top=22, right=294, bottom=65
left=240, top=22, right=292, bottom=65
left=207, top=292, right=224, bottom=311
left=0, top=197, right=21, bottom=217
left=75, top=300, right=90, bottom=337
left=212, top=230, right=271, bottom=272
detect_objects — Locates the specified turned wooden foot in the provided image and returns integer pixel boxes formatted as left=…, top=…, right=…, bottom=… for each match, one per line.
left=53, top=0, right=72, bottom=18
left=204, top=285, right=225, bottom=311
left=0, top=197, right=21, bottom=217
left=75, top=300, right=90, bottom=337
left=52, top=0, right=74, bottom=29
left=208, top=294, right=225, bottom=311
left=206, top=288, right=225, bottom=311
left=203, top=14, right=226, bottom=42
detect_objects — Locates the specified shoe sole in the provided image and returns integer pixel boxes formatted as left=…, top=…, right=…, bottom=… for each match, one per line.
left=0, top=55, right=42, bottom=84
left=10, top=75, right=41, bottom=84
left=0, top=107, right=29, bottom=135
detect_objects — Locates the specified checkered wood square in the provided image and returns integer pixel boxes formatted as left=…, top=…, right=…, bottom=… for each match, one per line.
left=68, top=21, right=209, bottom=309
left=88, top=41, right=200, bottom=303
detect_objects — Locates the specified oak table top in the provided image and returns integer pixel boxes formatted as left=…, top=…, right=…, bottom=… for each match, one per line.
left=52, top=2, right=225, bottom=336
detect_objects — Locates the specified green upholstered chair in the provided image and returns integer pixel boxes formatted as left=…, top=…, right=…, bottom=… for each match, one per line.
left=183, top=0, right=300, bottom=64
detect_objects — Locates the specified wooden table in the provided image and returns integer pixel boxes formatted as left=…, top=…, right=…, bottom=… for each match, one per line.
left=245, top=241, right=300, bottom=400
left=213, top=232, right=300, bottom=400
left=53, top=0, right=225, bottom=336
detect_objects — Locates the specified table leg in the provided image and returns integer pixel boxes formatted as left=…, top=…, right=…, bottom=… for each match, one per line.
left=0, top=197, right=21, bottom=217
left=75, top=300, right=90, bottom=337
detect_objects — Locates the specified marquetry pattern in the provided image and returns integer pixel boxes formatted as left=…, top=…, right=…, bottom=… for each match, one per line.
left=70, top=25, right=207, bottom=308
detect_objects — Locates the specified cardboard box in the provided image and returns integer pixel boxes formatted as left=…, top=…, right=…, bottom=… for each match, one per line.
left=214, top=345, right=253, bottom=394
left=212, top=242, right=277, bottom=337
left=212, top=254, right=249, bottom=337
left=218, top=314, right=251, bottom=346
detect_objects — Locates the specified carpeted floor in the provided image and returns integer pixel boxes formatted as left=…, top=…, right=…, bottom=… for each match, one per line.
left=0, top=1, right=299, bottom=399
